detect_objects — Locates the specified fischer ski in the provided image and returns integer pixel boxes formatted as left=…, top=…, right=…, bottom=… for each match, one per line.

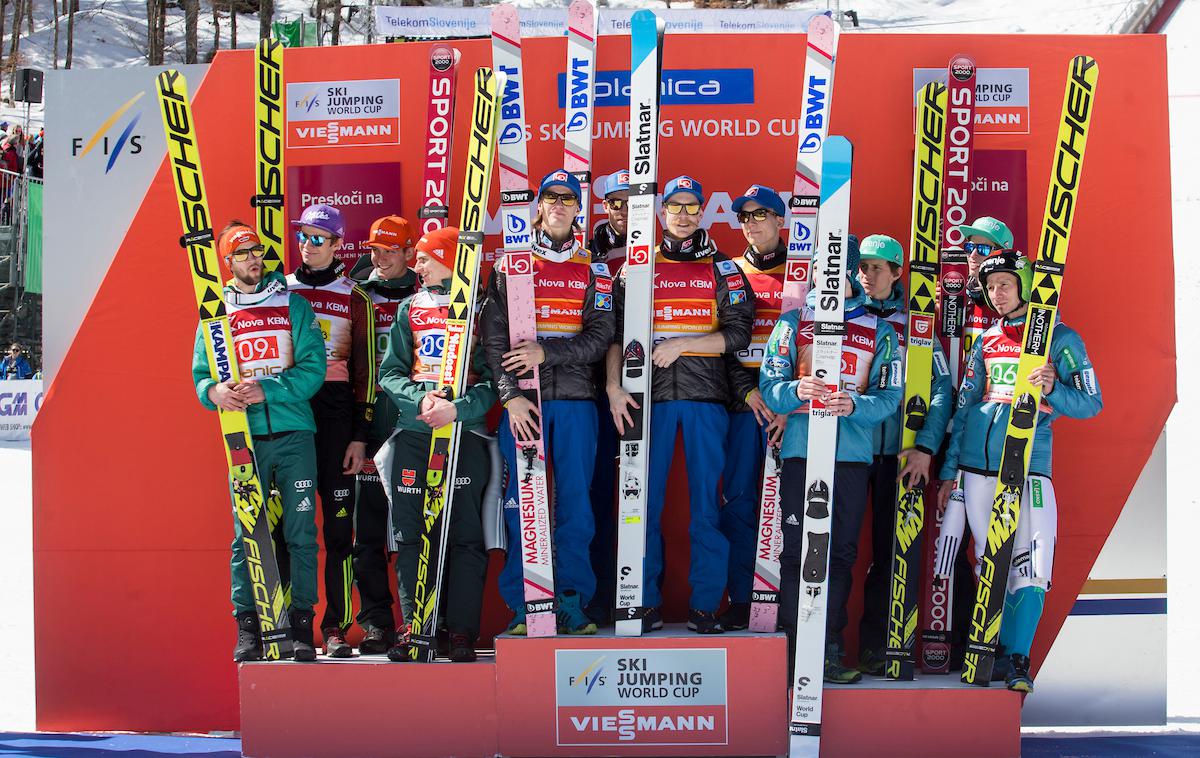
left=418, top=43, right=462, bottom=236
left=253, top=39, right=286, bottom=276
left=922, top=54, right=976, bottom=675
left=564, top=0, right=597, bottom=248
left=884, top=80, right=947, bottom=681
left=961, top=55, right=1098, bottom=686
left=491, top=4, right=557, bottom=638
left=749, top=12, right=838, bottom=634
left=788, top=135, right=853, bottom=757
left=614, top=9, right=665, bottom=638
left=407, top=67, right=503, bottom=662
left=157, top=69, right=292, bottom=659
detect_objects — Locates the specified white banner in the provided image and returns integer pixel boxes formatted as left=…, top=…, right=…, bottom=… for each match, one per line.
left=374, top=7, right=820, bottom=39
left=0, top=380, right=43, bottom=441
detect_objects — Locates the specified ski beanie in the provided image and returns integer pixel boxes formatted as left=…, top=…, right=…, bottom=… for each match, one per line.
left=539, top=169, right=582, bottom=200
left=416, top=226, right=460, bottom=270
left=845, top=234, right=861, bottom=282
left=218, top=225, right=260, bottom=259
left=731, top=184, right=786, bottom=218
left=663, top=175, right=704, bottom=204
left=978, top=250, right=1033, bottom=311
left=957, top=215, right=1014, bottom=250
left=859, top=234, right=904, bottom=267
left=292, top=203, right=345, bottom=238
left=604, top=169, right=631, bottom=196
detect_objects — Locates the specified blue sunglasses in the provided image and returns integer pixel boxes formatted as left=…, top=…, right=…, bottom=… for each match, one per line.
left=296, top=230, right=334, bottom=247
left=964, top=242, right=997, bottom=255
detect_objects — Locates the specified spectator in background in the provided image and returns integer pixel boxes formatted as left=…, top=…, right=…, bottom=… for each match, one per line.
left=1, top=135, right=20, bottom=174
left=26, top=130, right=42, bottom=179
left=3, top=344, right=32, bottom=380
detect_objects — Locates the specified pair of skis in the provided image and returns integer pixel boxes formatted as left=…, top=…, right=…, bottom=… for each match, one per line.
left=490, top=0, right=599, bottom=637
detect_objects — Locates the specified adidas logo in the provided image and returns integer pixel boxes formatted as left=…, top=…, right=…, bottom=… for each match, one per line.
left=786, top=514, right=799, bottom=526
left=297, top=497, right=313, bottom=512
left=335, top=507, right=349, bottom=518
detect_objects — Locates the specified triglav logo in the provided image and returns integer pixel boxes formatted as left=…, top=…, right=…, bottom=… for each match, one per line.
left=71, top=91, right=145, bottom=173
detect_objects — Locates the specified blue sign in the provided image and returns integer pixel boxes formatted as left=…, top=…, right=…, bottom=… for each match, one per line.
left=557, top=69, right=754, bottom=108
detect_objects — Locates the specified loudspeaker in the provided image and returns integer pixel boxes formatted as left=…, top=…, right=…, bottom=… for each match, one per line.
left=15, top=68, right=43, bottom=104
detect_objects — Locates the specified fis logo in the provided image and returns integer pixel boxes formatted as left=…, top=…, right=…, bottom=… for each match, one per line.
left=294, top=90, right=321, bottom=114
left=568, top=655, right=607, bottom=694
left=71, top=91, right=146, bottom=173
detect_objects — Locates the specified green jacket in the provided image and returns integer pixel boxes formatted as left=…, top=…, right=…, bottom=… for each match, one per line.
left=192, top=270, right=327, bottom=436
left=378, top=279, right=495, bottom=434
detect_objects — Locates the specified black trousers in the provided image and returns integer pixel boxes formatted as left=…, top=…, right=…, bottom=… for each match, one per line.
left=312, top=382, right=357, bottom=633
left=857, top=455, right=899, bottom=655
left=778, top=458, right=869, bottom=651
left=353, top=436, right=395, bottom=632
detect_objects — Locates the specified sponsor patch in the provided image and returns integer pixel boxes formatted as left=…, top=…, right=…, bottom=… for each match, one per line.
left=595, top=293, right=613, bottom=311
left=296, top=497, right=313, bottom=512
left=401, top=468, right=417, bottom=487
left=1030, top=478, right=1044, bottom=509
left=595, top=276, right=613, bottom=294
left=729, top=289, right=747, bottom=305
left=933, top=350, right=949, bottom=378
left=889, top=359, right=903, bottom=387
left=1081, top=367, right=1098, bottom=396
left=726, top=274, right=745, bottom=290
left=716, top=259, right=739, bottom=276
left=764, top=355, right=790, bottom=373
left=591, top=262, right=611, bottom=277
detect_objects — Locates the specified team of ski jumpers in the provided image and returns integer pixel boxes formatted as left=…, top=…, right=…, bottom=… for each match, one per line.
left=193, top=168, right=1102, bottom=692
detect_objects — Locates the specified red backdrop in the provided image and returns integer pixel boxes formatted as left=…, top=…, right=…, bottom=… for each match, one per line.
left=33, top=31, right=1173, bottom=731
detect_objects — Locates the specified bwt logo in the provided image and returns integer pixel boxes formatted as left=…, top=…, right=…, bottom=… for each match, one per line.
left=71, top=91, right=145, bottom=174
left=557, top=68, right=754, bottom=108
left=0, top=391, right=40, bottom=416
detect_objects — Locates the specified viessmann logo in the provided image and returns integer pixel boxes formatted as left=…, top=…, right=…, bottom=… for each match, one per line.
left=71, top=91, right=145, bottom=173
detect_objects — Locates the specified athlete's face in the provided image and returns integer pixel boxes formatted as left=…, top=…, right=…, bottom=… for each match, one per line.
left=604, top=190, right=629, bottom=236
left=298, top=224, right=342, bottom=270
left=538, top=187, right=578, bottom=240
left=738, top=200, right=784, bottom=252
left=414, top=251, right=452, bottom=286
left=858, top=259, right=901, bottom=300
left=967, top=234, right=997, bottom=279
left=662, top=192, right=701, bottom=240
left=371, top=244, right=412, bottom=280
left=986, top=272, right=1024, bottom=315
left=228, top=241, right=265, bottom=290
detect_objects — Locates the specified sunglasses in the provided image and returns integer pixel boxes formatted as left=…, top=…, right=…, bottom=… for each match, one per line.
left=541, top=191, right=579, bottom=208
left=965, top=242, right=996, bottom=255
left=296, top=230, right=334, bottom=247
left=663, top=201, right=702, bottom=216
left=737, top=208, right=776, bottom=223
left=230, top=245, right=266, bottom=262
left=604, top=198, right=627, bottom=211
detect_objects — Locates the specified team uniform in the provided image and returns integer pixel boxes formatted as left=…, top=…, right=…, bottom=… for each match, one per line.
left=348, top=254, right=418, bottom=646
left=378, top=276, right=495, bottom=655
left=721, top=237, right=785, bottom=623
left=481, top=229, right=615, bottom=633
left=614, top=226, right=754, bottom=629
left=191, top=268, right=327, bottom=659
left=759, top=265, right=902, bottom=678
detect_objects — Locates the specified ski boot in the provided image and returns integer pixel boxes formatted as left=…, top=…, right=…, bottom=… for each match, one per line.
left=448, top=632, right=477, bottom=663
left=358, top=625, right=392, bottom=655
left=990, top=645, right=1011, bottom=682
left=290, top=609, right=317, bottom=662
left=641, top=607, right=664, bottom=633
left=504, top=608, right=527, bottom=636
left=558, top=590, right=598, bottom=635
left=386, top=624, right=412, bottom=662
left=1005, top=654, right=1034, bottom=693
left=718, top=602, right=750, bottom=632
left=233, top=611, right=262, bottom=662
left=688, top=609, right=725, bottom=635
left=323, top=627, right=352, bottom=659
left=824, top=643, right=862, bottom=684
left=856, top=648, right=885, bottom=676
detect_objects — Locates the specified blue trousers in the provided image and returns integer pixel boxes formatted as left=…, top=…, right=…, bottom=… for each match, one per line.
left=498, top=400, right=599, bottom=610
left=720, top=410, right=766, bottom=604
left=587, top=394, right=619, bottom=618
left=645, top=400, right=730, bottom=612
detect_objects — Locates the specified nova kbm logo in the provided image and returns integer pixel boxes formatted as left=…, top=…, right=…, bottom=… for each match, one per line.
left=71, top=91, right=145, bottom=173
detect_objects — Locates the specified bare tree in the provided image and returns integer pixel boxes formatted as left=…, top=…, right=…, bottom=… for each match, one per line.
left=52, top=0, right=59, bottom=68
left=259, top=0, right=272, bottom=40
left=147, top=0, right=164, bottom=64
left=210, top=0, right=220, bottom=61
left=330, top=0, right=341, bottom=44
left=65, top=0, right=76, bottom=68
left=9, top=0, right=25, bottom=101
left=184, top=0, right=198, bottom=63
left=229, top=0, right=236, bottom=48
left=25, top=0, right=32, bottom=36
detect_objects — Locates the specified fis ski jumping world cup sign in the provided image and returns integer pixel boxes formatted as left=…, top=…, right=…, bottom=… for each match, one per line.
left=554, top=648, right=728, bottom=747
left=286, top=79, right=400, bottom=147
left=912, top=67, right=1030, bottom=134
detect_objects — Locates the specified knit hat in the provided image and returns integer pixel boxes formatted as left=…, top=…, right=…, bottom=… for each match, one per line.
left=416, top=226, right=460, bottom=269
left=217, top=225, right=261, bottom=259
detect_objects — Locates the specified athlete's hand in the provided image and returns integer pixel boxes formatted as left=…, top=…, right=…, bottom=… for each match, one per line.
left=795, top=376, right=830, bottom=404
left=651, top=336, right=691, bottom=369
left=236, top=382, right=266, bottom=404
left=898, top=448, right=932, bottom=489
left=343, top=441, right=366, bottom=475
left=765, top=413, right=788, bottom=447
left=826, top=391, right=854, bottom=417
left=1028, top=364, right=1056, bottom=395
left=506, top=395, right=541, bottom=443
left=209, top=380, right=248, bottom=412
left=937, top=480, right=956, bottom=514
left=745, top=389, right=776, bottom=427
left=607, top=384, right=639, bottom=435
left=417, top=389, right=458, bottom=429
left=502, top=341, right=545, bottom=375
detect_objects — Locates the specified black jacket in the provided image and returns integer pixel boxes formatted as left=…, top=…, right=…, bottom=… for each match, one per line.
left=614, top=229, right=754, bottom=404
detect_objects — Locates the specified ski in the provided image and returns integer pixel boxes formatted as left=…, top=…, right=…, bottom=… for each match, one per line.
left=789, top=135, right=853, bottom=757
left=748, top=12, right=838, bottom=634
left=614, top=8, right=665, bottom=638
left=491, top=4, right=557, bottom=638
left=157, top=69, right=292, bottom=659
left=921, top=54, right=976, bottom=675
left=961, top=54, right=1098, bottom=686
left=418, top=43, right=462, bottom=237
left=884, top=80, right=947, bottom=681
left=407, top=67, right=503, bottom=662
left=564, top=0, right=597, bottom=248
left=253, top=39, right=286, bottom=276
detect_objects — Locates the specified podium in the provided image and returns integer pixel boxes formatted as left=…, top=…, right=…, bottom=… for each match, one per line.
left=240, top=627, right=1020, bottom=757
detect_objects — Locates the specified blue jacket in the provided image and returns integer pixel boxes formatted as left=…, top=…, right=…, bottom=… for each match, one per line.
left=2, top=355, right=31, bottom=380
left=865, top=283, right=954, bottom=457
left=938, top=314, right=1102, bottom=480
left=759, top=280, right=902, bottom=464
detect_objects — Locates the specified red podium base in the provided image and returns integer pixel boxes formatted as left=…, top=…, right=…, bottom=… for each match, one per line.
left=239, top=629, right=1020, bottom=758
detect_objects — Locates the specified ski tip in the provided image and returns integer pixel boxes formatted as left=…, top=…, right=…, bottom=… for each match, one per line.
left=806, top=13, right=835, bottom=43
left=491, top=3, right=518, bottom=26
left=568, top=0, right=595, bottom=24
